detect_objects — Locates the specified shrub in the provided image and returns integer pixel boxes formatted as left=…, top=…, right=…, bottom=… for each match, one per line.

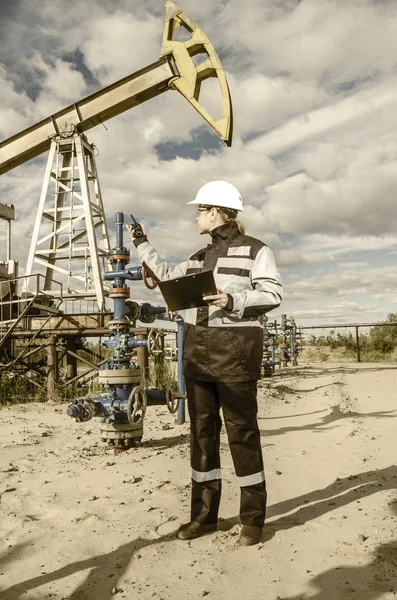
left=303, top=314, right=397, bottom=362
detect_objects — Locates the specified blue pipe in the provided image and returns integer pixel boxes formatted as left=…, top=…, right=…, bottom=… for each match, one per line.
left=176, top=319, right=185, bottom=424
left=116, top=212, right=124, bottom=247
left=104, top=267, right=142, bottom=281
left=102, top=337, right=147, bottom=350
left=290, top=326, right=294, bottom=361
left=67, top=387, right=173, bottom=423
left=271, top=342, right=276, bottom=374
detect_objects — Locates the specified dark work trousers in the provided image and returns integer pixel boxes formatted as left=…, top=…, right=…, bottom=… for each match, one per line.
left=185, top=378, right=267, bottom=528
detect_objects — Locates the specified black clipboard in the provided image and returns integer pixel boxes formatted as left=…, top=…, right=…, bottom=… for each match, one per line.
left=158, top=270, right=217, bottom=311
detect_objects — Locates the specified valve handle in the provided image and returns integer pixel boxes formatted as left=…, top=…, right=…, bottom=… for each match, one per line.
left=142, top=266, right=158, bottom=290
left=165, top=387, right=180, bottom=414
left=127, top=386, right=147, bottom=424
left=147, top=329, right=163, bottom=357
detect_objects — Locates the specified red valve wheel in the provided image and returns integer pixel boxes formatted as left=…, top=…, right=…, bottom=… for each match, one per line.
left=142, top=266, right=158, bottom=290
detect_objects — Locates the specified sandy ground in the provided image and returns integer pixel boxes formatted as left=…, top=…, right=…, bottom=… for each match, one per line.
left=0, top=362, right=397, bottom=600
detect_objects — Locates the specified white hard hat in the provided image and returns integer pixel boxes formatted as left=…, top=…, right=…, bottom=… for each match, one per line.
left=187, top=180, right=244, bottom=212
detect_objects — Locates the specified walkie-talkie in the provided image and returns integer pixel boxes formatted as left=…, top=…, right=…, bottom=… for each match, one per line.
left=130, top=214, right=144, bottom=238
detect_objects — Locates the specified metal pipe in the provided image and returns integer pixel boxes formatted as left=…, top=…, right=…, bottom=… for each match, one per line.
left=300, top=322, right=397, bottom=329
left=67, top=387, right=172, bottom=422
left=10, top=327, right=151, bottom=338
left=57, top=346, right=100, bottom=370
left=271, top=341, right=276, bottom=374
left=355, top=326, right=361, bottom=363
left=115, top=212, right=124, bottom=247
left=65, top=211, right=179, bottom=445
left=0, top=58, right=178, bottom=176
left=289, top=325, right=294, bottom=362
left=7, top=220, right=11, bottom=262
left=46, top=336, right=57, bottom=401
left=63, top=358, right=108, bottom=386
left=290, top=318, right=298, bottom=366
left=103, top=267, right=142, bottom=281
left=176, top=319, right=186, bottom=424
left=66, top=338, right=77, bottom=380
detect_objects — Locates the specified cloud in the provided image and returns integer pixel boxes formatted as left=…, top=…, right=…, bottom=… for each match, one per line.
left=0, top=66, right=34, bottom=137
left=220, top=0, right=397, bottom=83
left=2, top=0, right=397, bottom=325
left=81, top=11, right=161, bottom=85
left=292, top=301, right=369, bottom=320
left=25, top=55, right=88, bottom=116
left=337, top=261, right=371, bottom=269
left=264, top=143, right=397, bottom=237
left=287, top=233, right=397, bottom=257
left=284, top=265, right=397, bottom=298
left=277, top=250, right=335, bottom=267
left=228, top=72, right=330, bottom=140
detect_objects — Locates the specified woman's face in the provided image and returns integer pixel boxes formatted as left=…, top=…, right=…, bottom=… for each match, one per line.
left=196, top=206, right=212, bottom=234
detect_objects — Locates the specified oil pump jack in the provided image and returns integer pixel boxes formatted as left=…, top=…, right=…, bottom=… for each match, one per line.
left=0, top=0, right=232, bottom=308
left=0, top=2, right=233, bottom=446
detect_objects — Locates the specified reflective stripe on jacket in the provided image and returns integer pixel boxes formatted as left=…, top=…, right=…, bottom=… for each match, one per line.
left=134, top=221, right=282, bottom=382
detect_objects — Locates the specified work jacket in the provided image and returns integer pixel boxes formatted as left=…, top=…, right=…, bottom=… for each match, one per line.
left=134, top=221, right=282, bottom=382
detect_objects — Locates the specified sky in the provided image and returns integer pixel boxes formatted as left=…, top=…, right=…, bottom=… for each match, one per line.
left=1, top=0, right=397, bottom=329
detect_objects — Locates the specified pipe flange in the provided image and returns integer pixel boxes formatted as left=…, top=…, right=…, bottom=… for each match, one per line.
left=98, top=368, right=142, bottom=385
left=109, top=319, right=130, bottom=327
left=67, top=398, right=96, bottom=422
left=108, top=254, right=131, bottom=262
left=127, top=386, right=147, bottom=424
left=109, top=322, right=130, bottom=333
left=109, top=287, right=130, bottom=298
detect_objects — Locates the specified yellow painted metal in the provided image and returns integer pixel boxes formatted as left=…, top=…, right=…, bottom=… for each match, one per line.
left=0, top=2, right=232, bottom=177
left=0, top=203, right=15, bottom=221
left=0, top=59, right=177, bottom=176
left=161, top=1, right=233, bottom=146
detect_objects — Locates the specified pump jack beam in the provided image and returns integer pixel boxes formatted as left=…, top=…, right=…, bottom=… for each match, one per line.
left=0, top=2, right=232, bottom=177
left=0, top=59, right=176, bottom=175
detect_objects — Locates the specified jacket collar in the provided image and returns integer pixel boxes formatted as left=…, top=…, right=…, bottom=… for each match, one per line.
left=209, top=221, right=240, bottom=244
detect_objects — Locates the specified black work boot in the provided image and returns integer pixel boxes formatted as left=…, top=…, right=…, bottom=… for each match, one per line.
left=239, top=525, right=263, bottom=546
left=176, top=521, right=217, bottom=541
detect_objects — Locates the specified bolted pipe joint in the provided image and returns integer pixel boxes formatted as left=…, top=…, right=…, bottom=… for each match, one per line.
left=103, top=266, right=143, bottom=281
left=67, top=393, right=114, bottom=422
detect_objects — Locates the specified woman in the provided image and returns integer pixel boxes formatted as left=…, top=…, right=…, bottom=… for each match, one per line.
left=127, top=180, right=282, bottom=546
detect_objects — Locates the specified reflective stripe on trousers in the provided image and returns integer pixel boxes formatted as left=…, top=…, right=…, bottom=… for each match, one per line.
left=186, top=378, right=267, bottom=528
left=191, top=468, right=265, bottom=487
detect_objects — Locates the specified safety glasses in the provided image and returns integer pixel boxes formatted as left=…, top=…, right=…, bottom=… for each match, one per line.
left=196, top=206, right=212, bottom=215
